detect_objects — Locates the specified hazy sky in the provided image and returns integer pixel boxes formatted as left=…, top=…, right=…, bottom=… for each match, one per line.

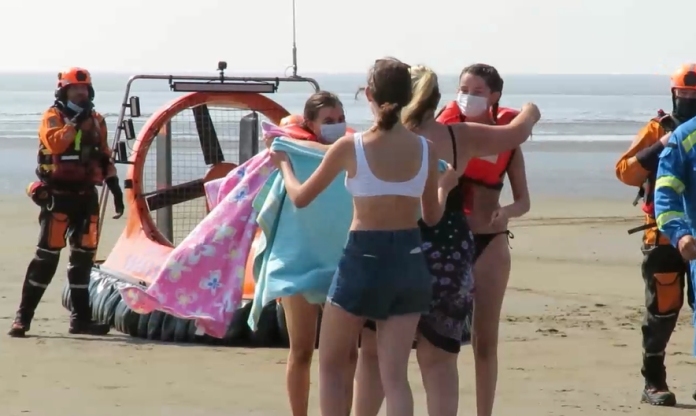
left=2, top=0, right=694, bottom=75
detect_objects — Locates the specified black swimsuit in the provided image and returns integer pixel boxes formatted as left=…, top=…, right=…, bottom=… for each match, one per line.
left=416, top=126, right=475, bottom=353
left=473, top=231, right=513, bottom=262
left=463, top=149, right=516, bottom=262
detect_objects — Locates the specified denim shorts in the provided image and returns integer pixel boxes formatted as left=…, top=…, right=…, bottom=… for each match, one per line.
left=328, top=228, right=432, bottom=321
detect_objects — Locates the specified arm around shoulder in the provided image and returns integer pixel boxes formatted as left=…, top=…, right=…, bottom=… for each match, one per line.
left=452, top=105, right=539, bottom=159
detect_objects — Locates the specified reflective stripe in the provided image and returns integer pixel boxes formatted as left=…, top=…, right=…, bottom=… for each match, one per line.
left=69, top=284, right=89, bottom=289
left=656, top=210, right=685, bottom=229
left=36, top=247, right=60, bottom=255
left=72, top=247, right=95, bottom=253
left=682, top=131, right=696, bottom=153
left=74, top=130, right=82, bottom=151
left=27, top=279, right=48, bottom=289
left=655, top=176, right=685, bottom=194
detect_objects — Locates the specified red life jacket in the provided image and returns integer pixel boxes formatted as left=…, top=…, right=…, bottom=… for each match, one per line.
left=277, top=124, right=320, bottom=142
left=435, top=101, right=519, bottom=213
left=277, top=116, right=355, bottom=143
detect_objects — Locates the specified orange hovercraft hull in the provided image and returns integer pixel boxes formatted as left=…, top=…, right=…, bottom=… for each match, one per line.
left=60, top=89, right=298, bottom=347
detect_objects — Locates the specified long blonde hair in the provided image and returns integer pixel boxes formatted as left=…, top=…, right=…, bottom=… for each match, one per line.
left=401, top=65, right=441, bottom=129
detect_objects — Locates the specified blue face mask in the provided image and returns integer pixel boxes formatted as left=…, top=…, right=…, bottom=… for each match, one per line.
left=320, top=122, right=347, bottom=143
left=66, top=101, right=84, bottom=113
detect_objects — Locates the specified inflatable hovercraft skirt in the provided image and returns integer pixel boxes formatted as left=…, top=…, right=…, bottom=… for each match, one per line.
left=60, top=69, right=323, bottom=347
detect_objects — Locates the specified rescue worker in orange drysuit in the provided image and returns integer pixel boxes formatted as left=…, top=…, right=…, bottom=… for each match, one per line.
left=8, top=68, right=124, bottom=338
left=615, top=64, right=696, bottom=406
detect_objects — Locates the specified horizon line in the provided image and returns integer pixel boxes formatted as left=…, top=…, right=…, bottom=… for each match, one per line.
left=0, top=70, right=671, bottom=77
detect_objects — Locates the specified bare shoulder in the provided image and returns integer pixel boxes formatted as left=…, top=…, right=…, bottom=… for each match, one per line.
left=331, top=134, right=355, bottom=153
left=420, top=135, right=438, bottom=161
left=422, top=136, right=436, bottom=149
left=330, top=134, right=357, bottom=174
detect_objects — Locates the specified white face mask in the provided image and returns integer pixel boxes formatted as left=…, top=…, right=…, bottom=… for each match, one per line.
left=456, top=93, right=488, bottom=117
left=320, top=122, right=347, bottom=143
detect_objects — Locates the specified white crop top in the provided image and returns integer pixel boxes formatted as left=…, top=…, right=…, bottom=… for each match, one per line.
left=345, top=132, right=429, bottom=197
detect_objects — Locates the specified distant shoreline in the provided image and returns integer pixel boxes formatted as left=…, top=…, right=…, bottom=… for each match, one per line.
left=0, top=137, right=632, bottom=153
left=521, top=140, right=631, bottom=153
left=0, top=71, right=673, bottom=77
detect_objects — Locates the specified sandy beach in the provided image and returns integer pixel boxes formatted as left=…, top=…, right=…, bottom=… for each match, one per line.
left=1, top=194, right=695, bottom=416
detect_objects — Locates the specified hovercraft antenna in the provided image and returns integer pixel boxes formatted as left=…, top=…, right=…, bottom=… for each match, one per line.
left=290, top=0, right=298, bottom=77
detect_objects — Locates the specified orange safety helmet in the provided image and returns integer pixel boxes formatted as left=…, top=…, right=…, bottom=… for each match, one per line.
left=55, top=67, right=95, bottom=100
left=670, top=64, right=696, bottom=90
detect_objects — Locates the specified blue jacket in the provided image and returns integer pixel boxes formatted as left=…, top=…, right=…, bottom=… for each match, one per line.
left=654, top=116, right=696, bottom=246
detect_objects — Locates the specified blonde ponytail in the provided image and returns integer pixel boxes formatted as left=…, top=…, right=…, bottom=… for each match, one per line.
left=401, top=65, right=441, bottom=130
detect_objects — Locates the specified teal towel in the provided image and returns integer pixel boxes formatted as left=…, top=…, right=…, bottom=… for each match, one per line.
left=248, top=138, right=353, bottom=330
left=248, top=138, right=450, bottom=330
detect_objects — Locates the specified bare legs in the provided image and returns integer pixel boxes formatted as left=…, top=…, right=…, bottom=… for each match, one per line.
left=353, top=329, right=384, bottom=416
left=417, top=336, right=459, bottom=416
left=354, top=331, right=459, bottom=416
left=283, top=296, right=358, bottom=416
left=375, top=314, right=421, bottom=416
left=320, top=304, right=420, bottom=416
left=472, top=236, right=511, bottom=416
left=319, top=303, right=366, bottom=415
left=284, top=295, right=319, bottom=416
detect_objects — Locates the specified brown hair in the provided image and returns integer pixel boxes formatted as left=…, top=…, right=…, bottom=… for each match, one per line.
left=401, top=65, right=441, bottom=129
left=460, top=63, right=504, bottom=123
left=367, top=58, right=412, bottom=130
left=303, top=91, right=343, bottom=122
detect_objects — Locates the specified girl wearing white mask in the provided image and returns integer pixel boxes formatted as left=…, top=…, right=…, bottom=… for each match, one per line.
left=264, top=91, right=357, bottom=416
left=272, top=91, right=348, bottom=150
left=438, top=64, right=532, bottom=416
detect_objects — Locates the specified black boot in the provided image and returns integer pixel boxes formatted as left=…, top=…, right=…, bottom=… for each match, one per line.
left=9, top=250, right=59, bottom=337
left=8, top=315, right=30, bottom=338
left=68, top=318, right=110, bottom=335
left=67, top=249, right=108, bottom=336
left=641, top=354, right=676, bottom=406
left=9, top=285, right=40, bottom=338
left=642, top=382, right=676, bottom=406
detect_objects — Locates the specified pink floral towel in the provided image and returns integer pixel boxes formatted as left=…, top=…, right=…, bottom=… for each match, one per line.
left=120, top=151, right=274, bottom=338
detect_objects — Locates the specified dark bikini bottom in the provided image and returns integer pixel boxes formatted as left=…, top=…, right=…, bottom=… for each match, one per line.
left=473, top=230, right=513, bottom=263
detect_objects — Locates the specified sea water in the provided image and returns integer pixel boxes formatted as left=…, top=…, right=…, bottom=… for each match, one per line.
left=0, top=72, right=672, bottom=201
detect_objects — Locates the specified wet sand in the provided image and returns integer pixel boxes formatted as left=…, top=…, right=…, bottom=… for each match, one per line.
left=1, top=196, right=695, bottom=415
